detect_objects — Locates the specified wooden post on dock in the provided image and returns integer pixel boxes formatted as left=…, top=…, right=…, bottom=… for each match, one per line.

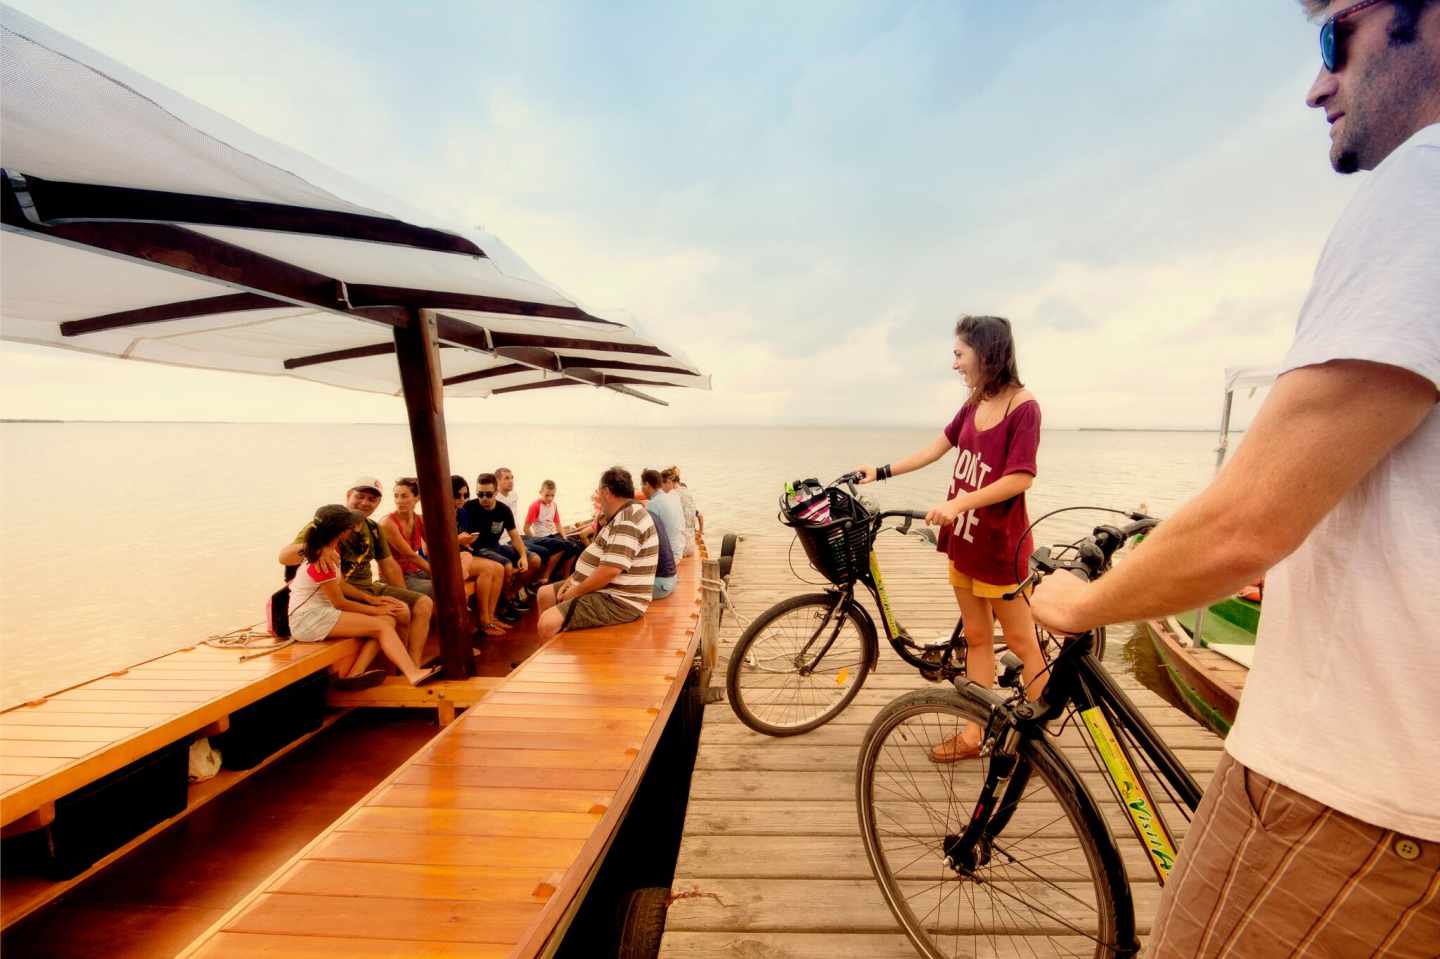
left=698, top=556, right=721, bottom=692
left=394, top=307, right=472, bottom=679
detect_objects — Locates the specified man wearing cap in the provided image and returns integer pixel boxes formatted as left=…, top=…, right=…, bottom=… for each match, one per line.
left=278, top=477, right=434, bottom=665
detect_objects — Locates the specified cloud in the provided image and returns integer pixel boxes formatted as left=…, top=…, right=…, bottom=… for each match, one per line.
left=3, top=1, right=1353, bottom=430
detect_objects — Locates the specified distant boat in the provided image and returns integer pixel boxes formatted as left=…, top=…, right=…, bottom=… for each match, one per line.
left=1143, top=366, right=1275, bottom=736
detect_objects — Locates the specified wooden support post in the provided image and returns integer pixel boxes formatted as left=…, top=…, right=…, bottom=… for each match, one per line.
left=0, top=802, right=54, bottom=839
left=698, top=556, right=721, bottom=692
left=393, top=307, right=472, bottom=679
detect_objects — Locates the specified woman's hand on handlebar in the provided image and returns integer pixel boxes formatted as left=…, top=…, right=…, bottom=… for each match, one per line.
left=925, top=500, right=961, bottom=528
left=853, top=465, right=878, bottom=485
left=1029, top=572, right=1093, bottom=636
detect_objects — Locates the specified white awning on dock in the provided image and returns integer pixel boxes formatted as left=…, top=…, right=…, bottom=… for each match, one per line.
left=0, top=4, right=708, bottom=404
left=1223, top=366, right=1281, bottom=395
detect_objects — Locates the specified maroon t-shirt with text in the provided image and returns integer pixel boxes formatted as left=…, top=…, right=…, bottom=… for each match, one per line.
left=935, top=399, right=1041, bottom=587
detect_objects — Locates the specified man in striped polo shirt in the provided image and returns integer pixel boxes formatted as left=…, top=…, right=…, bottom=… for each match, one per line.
left=536, top=466, right=659, bottom=639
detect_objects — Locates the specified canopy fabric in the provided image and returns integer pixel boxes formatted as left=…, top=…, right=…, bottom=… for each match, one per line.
left=1223, top=366, right=1281, bottom=395
left=0, top=5, right=708, bottom=402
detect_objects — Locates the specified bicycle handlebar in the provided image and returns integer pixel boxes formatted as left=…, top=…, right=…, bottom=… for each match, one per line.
left=1001, top=513, right=1161, bottom=601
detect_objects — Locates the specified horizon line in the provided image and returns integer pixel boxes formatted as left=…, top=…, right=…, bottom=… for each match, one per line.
left=1, top=418, right=1227, bottom=432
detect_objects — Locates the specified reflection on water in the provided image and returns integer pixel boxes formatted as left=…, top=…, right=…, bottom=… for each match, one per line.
left=1, top=423, right=1216, bottom=707
left=1115, top=621, right=1192, bottom=716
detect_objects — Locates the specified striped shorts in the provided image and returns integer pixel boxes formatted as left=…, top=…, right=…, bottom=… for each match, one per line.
left=1149, top=751, right=1440, bottom=958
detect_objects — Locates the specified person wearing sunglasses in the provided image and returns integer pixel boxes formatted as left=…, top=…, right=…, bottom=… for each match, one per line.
left=1310, top=0, right=1440, bottom=172
left=1031, top=3, right=1439, bottom=956
left=459, top=472, right=539, bottom=619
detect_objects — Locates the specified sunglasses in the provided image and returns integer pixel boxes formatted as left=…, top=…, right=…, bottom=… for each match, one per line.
left=476, top=491, right=497, bottom=499
left=1320, top=0, right=1390, bottom=72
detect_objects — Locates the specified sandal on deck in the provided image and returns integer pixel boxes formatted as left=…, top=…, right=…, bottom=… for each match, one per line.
left=333, top=669, right=386, bottom=691
left=409, top=665, right=443, bottom=687
left=929, top=734, right=983, bottom=764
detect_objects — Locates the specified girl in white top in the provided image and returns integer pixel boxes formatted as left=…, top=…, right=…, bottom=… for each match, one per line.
left=288, top=504, right=441, bottom=688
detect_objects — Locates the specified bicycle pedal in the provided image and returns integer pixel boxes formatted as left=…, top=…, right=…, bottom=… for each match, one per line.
left=918, top=648, right=946, bottom=682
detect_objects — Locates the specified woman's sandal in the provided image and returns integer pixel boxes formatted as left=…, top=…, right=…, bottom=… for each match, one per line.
left=480, top=621, right=508, bottom=636
left=929, top=734, right=984, bottom=764
left=409, top=665, right=443, bottom=687
left=333, top=668, right=386, bottom=691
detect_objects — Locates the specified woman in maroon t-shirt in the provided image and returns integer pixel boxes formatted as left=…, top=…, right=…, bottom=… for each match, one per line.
left=858, top=315, right=1046, bottom=761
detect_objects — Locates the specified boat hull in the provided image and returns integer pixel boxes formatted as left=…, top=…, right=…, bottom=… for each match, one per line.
left=1143, top=617, right=1245, bottom=737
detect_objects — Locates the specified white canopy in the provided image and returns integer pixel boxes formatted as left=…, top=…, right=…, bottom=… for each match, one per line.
left=0, top=5, right=708, bottom=402
left=1223, top=366, right=1281, bottom=395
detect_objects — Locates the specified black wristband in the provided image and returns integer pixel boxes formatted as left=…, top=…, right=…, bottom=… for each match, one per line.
left=878, top=464, right=892, bottom=481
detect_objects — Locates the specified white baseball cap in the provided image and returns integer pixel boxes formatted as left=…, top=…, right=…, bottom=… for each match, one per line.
left=349, top=476, right=384, bottom=495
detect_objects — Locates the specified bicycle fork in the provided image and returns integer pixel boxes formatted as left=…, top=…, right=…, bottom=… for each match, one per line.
left=792, top=590, right=853, bottom=675
left=940, top=693, right=1036, bottom=873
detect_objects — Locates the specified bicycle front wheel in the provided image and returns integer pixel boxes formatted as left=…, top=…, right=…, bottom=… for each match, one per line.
left=725, top=592, right=875, bottom=736
left=856, top=687, right=1131, bottom=959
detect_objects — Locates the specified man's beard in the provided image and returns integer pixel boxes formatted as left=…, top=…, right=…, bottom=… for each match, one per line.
left=1335, top=148, right=1361, bottom=174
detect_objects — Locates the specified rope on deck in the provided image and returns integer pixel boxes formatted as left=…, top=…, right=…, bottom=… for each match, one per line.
left=202, top=625, right=296, bottom=661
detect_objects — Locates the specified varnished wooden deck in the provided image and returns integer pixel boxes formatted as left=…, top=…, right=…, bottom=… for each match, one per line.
left=0, top=637, right=364, bottom=929
left=661, top=533, right=1224, bottom=959
left=177, top=548, right=704, bottom=959
left=0, top=638, right=360, bottom=830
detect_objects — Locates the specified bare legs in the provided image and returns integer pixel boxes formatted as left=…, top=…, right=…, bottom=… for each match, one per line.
left=327, top=611, right=437, bottom=685
left=935, top=586, right=1047, bottom=757
left=406, top=595, right=433, bottom=662
left=536, top=582, right=564, bottom=641
left=462, top=554, right=506, bottom=634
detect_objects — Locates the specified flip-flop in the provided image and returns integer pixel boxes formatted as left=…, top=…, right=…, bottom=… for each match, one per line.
left=481, top=622, right=508, bottom=636
left=409, top=665, right=443, bottom=687
left=333, top=668, right=386, bottom=691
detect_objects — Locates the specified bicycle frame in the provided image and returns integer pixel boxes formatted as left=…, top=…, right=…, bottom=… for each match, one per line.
left=968, top=629, right=1203, bottom=885
left=795, top=539, right=950, bottom=676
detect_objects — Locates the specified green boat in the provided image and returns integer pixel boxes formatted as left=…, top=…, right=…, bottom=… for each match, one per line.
left=1143, top=367, right=1275, bottom=735
left=1176, top=595, right=1259, bottom=650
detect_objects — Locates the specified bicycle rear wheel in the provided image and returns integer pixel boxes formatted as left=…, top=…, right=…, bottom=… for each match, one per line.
left=725, top=592, right=875, bottom=736
left=856, top=687, right=1132, bottom=959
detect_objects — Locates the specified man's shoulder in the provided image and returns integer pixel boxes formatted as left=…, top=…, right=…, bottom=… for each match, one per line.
left=620, top=501, right=653, bottom=522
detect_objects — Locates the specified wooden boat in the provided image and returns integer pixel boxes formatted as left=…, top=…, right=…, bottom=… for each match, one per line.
left=1143, top=612, right=1250, bottom=736
left=0, top=8, right=713, bottom=956
left=1142, top=366, right=1274, bottom=736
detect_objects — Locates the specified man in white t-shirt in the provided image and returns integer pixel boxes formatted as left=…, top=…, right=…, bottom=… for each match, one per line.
left=1032, top=3, right=1440, bottom=955
left=640, top=468, right=686, bottom=563
left=495, top=466, right=557, bottom=599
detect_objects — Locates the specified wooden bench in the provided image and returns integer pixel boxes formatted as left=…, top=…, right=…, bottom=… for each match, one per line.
left=177, top=546, right=706, bottom=959
left=0, top=636, right=364, bottom=928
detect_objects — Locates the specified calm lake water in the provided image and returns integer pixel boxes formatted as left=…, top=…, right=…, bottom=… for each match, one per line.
left=0, top=423, right=1216, bottom=707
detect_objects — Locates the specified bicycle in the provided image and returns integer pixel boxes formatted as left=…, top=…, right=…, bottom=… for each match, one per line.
left=726, top=472, right=1051, bottom=737
left=855, top=514, right=1201, bottom=959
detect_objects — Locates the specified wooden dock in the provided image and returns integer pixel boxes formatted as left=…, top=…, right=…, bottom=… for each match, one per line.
left=661, top=532, right=1224, bottom=959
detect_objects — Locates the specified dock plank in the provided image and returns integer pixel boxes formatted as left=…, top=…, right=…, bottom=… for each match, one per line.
left=222, top=892, right=539, bottom=945
left=189, top=932, right=509, bottom=958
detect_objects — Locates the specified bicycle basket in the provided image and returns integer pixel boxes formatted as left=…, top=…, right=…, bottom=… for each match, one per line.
left=780, top=483, right=874, bottom=584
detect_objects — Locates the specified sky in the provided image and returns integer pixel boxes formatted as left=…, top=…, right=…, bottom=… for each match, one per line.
left=0, top=1, right=1354, bottom=429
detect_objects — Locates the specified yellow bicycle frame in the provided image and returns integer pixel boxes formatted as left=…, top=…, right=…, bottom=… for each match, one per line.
left=1079, top=705, right=1181, bottom=883
left=868, top=551, right=900, bottom=636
